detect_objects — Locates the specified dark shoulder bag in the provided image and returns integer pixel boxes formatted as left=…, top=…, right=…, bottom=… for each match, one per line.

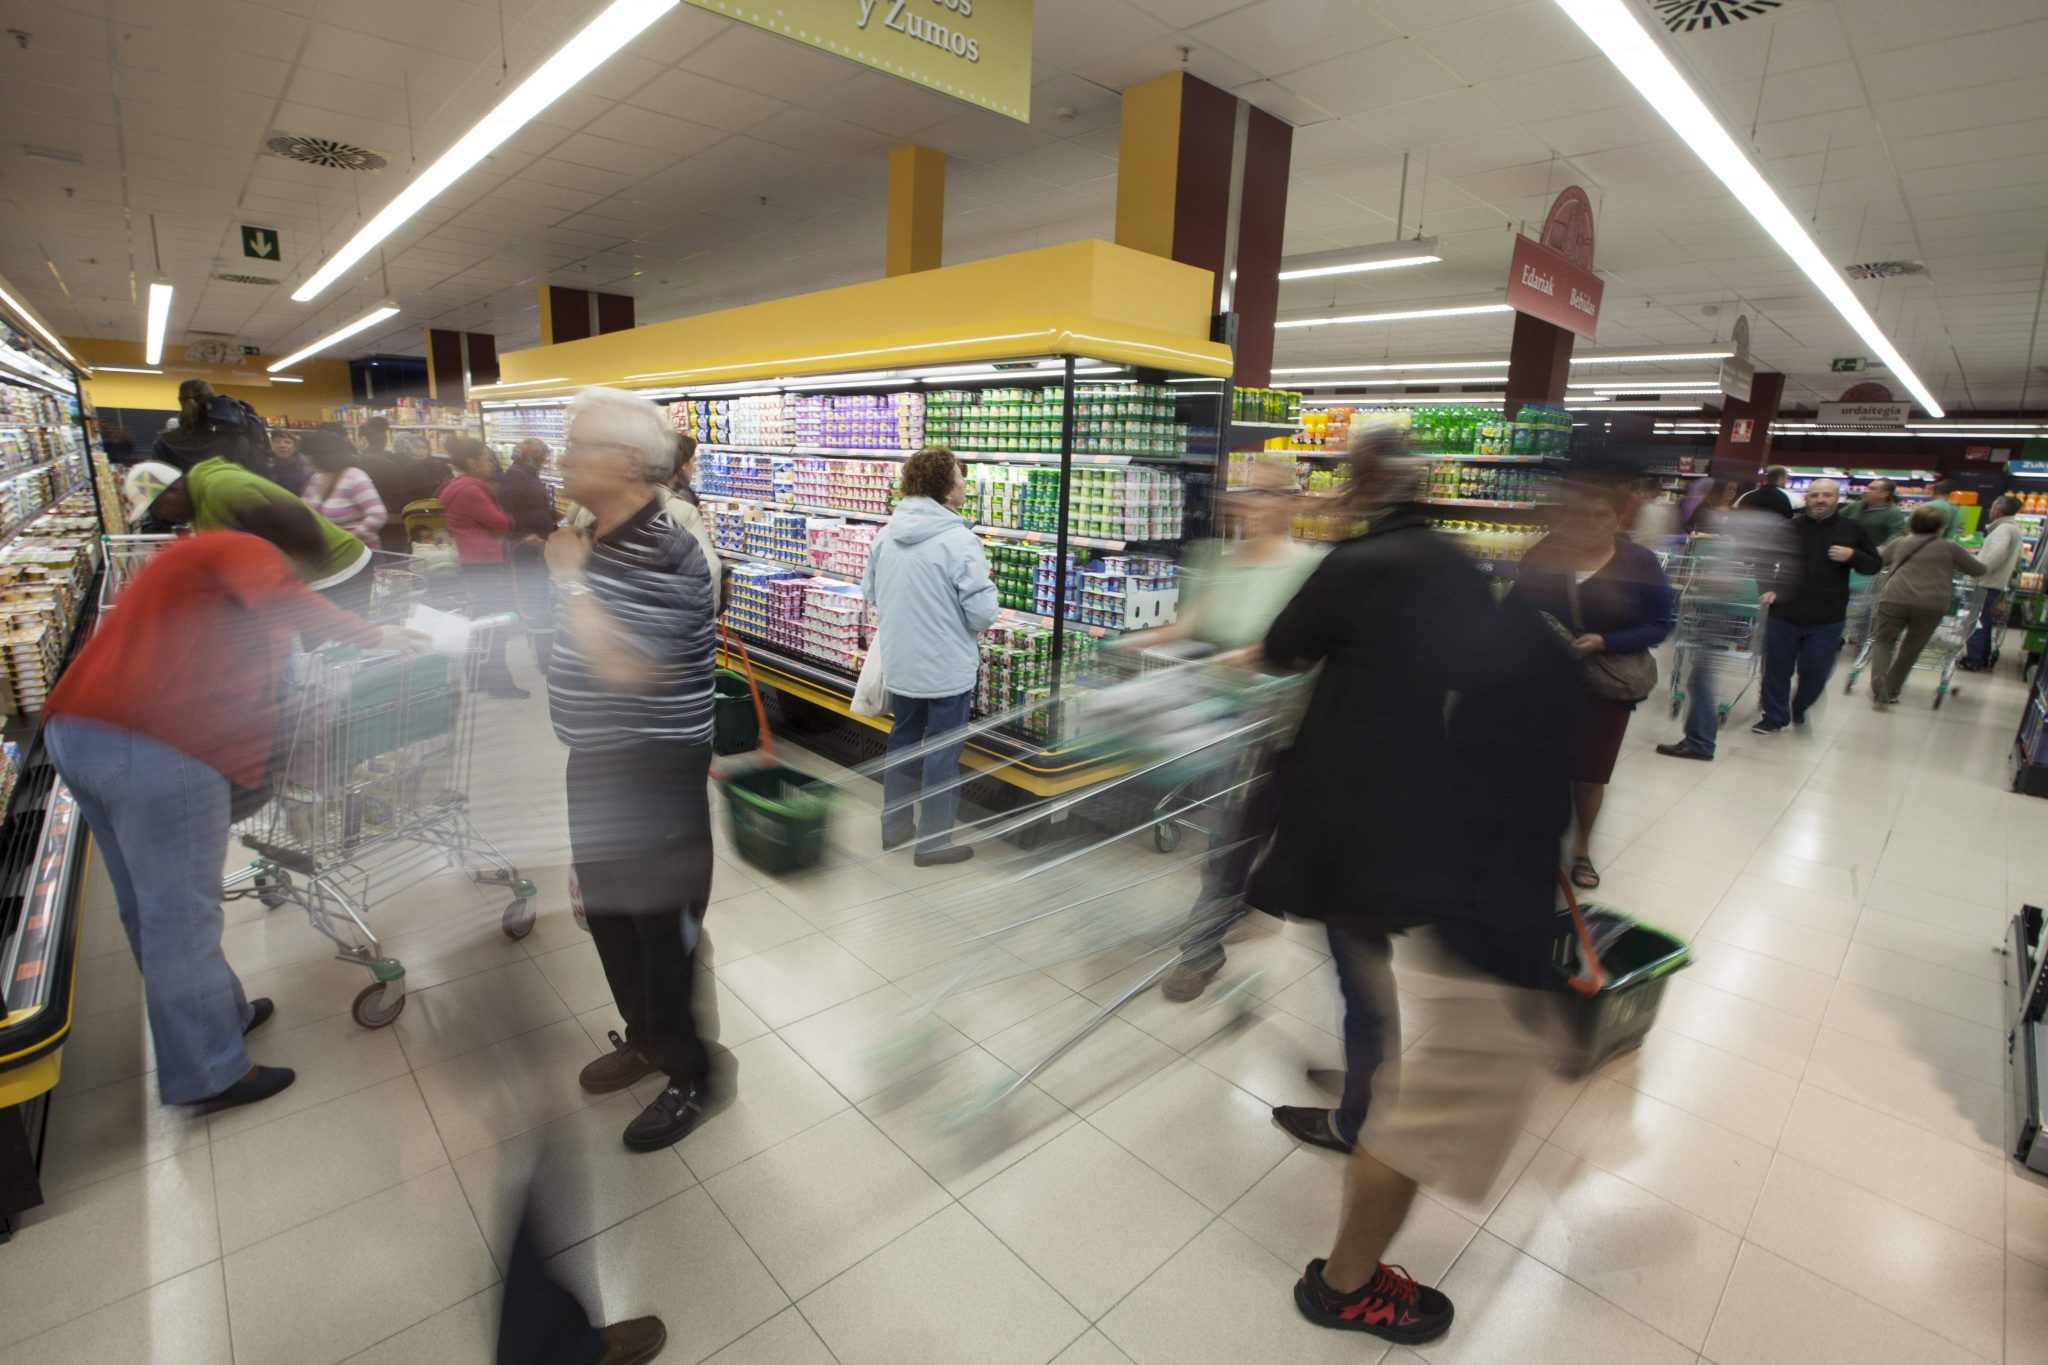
left=1566, top=569, right=1658, bottom=703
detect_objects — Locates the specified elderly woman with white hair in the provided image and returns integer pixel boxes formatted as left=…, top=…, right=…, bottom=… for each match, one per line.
left=544, top=387, right=723, bottom=1156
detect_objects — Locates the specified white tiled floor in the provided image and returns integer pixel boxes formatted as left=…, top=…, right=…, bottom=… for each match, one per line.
left=6, top=645, right=2048, bottom=1365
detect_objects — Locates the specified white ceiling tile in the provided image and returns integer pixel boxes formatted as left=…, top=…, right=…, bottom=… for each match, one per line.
left=750, top=106, right=892, bottom=159
left=548, top=132, right=681, bottom=178
left=678, top=24, right=862, bottom=94
left=1122, top=0, right=1250, bottom=25
left=1859, top=18, right=2048, bottom=100
left=1232, top=79, right=1336, bottom=129
left=578, top=103, right=727, bottom=156
left=1277, top=44, right=1464, bottom=119
left=1415, top=1, right=1594, bottom=83
left=1033, top=0, right=1174, bottom=71
left=1186, top=0, right=1396, bottom=80
left=1071, top=30, right=1264, bottom=92
left=626, top=68, right=790, bottom=134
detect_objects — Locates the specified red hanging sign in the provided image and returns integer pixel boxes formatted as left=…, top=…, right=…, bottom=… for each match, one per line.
left=1507, top=234, right=1604, bottom=339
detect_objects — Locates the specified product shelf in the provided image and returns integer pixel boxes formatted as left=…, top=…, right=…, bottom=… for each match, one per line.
left=1420, top=497, right=1544, bottom=510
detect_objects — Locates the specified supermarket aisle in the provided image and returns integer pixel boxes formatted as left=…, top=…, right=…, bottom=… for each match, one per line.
left=4, top=650, right=2047, bottom=1365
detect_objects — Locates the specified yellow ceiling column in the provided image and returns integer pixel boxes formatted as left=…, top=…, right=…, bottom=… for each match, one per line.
left=886, top=144, right=947, bottom=277
left=1114, top=72, right=1184, bottom=260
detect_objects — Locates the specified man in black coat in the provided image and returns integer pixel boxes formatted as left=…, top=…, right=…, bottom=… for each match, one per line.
left=1753, top=477, right=1881, bottom=733
left=1252, top=428, right=1575, bottom=1348
left=1734, top=465, right=1794, bottom=517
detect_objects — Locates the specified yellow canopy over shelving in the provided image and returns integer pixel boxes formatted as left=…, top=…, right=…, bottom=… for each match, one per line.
left=483, top=240, right=1234, bottom=400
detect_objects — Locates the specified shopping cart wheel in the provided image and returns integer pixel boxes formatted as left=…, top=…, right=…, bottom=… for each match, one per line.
left=501, top=896, right=537, bottom=940
left=1669, top=697, right=1681, bottom=717
left=255, top=871, right=291, bottom=910
left=351, top=982, right=405, bottom=1028
left=1154, top=822, right=1181, bottom=854
left=1933, top=691, right=1947, bottom=710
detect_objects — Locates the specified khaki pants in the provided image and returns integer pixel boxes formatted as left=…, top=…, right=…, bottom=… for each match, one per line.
left=1869, top=602, right=1945, bottom=703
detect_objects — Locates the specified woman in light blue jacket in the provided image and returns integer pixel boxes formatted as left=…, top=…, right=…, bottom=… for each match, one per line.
left=862, top=446, right=999, bottom=866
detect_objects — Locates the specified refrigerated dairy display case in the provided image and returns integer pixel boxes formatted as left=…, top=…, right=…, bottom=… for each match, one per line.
left=469, top=240, right=1238, bottom=800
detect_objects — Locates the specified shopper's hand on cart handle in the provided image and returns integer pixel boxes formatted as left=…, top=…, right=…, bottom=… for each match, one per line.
left=379, top=626, right=430, bottom=654
left=1759, top=590, right=1777, bottom=606
left=1568, top=633, right=1605, bottom=658
left=1827, top=544, right=1855, bottom=563
left=546, top=526, right=593, bottom=578
left=1213, top=644, right=1265, bottom=670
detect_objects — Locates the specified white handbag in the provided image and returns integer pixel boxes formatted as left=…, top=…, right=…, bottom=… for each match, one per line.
left=852, top=630, right=888, bottom=716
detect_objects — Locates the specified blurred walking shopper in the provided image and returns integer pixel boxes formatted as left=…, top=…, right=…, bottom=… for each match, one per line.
left=549, top=388, right=722, bottom=1154
left=298, top=428, right=389, bottom=547
left=1753, top=478, right=1881, bottom=733
left=862, top=445, right=998, bottom=867
left=441, top=436, right=527, bottom=700
left=153, top=379, right=272, bottom=476
left=497, top=1151, right=668, bottom=1365
left=356, top=432, right=414, bottom=553
left=1963, top=495, right=2025, bottom=670
left=656, top=432, right=721, bottom=607
left=1656, top=499, right=1797, bottom=762
left=500, top=438, right=562, bottom=673
left=268, top=429, right=311, bottom=495
left=1515, top=482, right=1676, bottom=889
left=1841, top=477, right=1908, bottom=546
left=1735, top=465, right=1793, bottom=517
left=1153, top=459, right=1320, bottom=1004
left=42, top=500, right=415, bottom=1110
left=1247, top=429, right=1575, bottom=1345
left=1868, top=504, right=1989, bottom=706
left=127, top=453, right=378, bottom=614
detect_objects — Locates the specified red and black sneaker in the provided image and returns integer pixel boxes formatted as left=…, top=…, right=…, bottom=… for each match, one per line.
left=1294, top=1258, right=1454, bottom=1344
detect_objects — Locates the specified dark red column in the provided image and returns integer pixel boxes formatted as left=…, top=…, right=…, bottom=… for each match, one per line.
left=1503, top=313, right=1575, bottom=420
left=1712, top=372, right=1785, bottom=482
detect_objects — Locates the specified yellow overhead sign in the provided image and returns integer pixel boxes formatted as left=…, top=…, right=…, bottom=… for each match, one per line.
left=683, top=0, right=1033, bottom=122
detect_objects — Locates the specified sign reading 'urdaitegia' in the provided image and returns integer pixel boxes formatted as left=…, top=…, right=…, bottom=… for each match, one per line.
left=682, top=0, right=1033, bottom=122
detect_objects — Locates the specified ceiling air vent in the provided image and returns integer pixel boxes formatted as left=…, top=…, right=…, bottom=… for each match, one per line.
left=213, top=272, right=279, bottom=286
left=1651, top=0, right=1783, bottom=31
left=1846, top=261, right=1927, bottom=280
left=264, top=135, right=388, bottom=172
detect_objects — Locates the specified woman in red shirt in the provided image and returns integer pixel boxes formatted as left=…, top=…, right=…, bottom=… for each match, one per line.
left=44, top=502, right=417, bottom=1111
left=439, top=437, right=526, bottom=699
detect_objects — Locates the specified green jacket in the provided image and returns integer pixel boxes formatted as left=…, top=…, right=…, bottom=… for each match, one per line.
left=185, top=457, right=369, bottom=586
left=1841, top=498, right=1908, bottom=546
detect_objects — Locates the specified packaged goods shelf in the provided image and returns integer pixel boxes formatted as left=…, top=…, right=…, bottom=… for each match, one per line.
left=696, top=441, right=1192, bottom=468
left=1420, top=497, right=1544, bottom=510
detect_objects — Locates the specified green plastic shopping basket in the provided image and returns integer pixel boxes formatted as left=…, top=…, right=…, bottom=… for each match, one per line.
left=714, top=626, right=834, bottom=873
left=1553, top=875, right=1692, bottom=1077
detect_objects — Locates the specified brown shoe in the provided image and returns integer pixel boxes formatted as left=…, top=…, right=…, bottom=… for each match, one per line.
left=1272, top=1104, right=1354, bottom=1154
left=596, top=1314, right=666, bottom=1364
left=1161, top=959, right=1222, bottom=1003
left=580, top=1030, right=658, bottom=1094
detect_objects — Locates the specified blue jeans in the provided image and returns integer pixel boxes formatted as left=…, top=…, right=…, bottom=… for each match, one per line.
left=1967, top=589, right=2005, bottom=667
left=1326, top=927, right=1396, bottom=1147
left=881, top=690, right=973, bottom=853
left=1760, top=616, right=1845, bottom=726
left=1681, top=651, right=1719, bottom=757
left=45, top=717, right=254, bottom=1104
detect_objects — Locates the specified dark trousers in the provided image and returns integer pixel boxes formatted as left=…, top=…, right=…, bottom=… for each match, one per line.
left=317, top=557, right=376, bottom=618
left=881, top=690, right=973, bottom=854
left=1870, top=602, right=1946, bottom=702
left=462, top=561, right=519, bottom=693
left=1326, top=928, right=1396, bottom=1146
left=566, top=742, right=715, bottom=1083
left=1967, top=588, right=2006, bottom=667
left=1760, top=615, right=1845, bottom=724
left=497, top=1211, right=602, bottom=1365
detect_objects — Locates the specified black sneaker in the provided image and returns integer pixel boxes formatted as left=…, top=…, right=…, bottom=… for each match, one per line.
left=1791, top=710, right=1808, bottom=726
left=1751, top=720, right=1784, bottom=734
left=1295, top=1257, right=1454, bottom=1345
left=580, top=1030, right=658, bottom=1095
left=624, top=1079, right=704, bottom=1152
left=242, top=997, right=275, bottom=1035
left=914, top=845, right=974, bottom=868
left=1654, top=742, right=1712, bottom=762
left=1272, top=1105, right=1353, bottom=1154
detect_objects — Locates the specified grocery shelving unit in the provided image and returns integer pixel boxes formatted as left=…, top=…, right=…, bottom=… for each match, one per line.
left=0, top=290, right=114, bottom=1239
left=476, top=240, right=1235, bottom=796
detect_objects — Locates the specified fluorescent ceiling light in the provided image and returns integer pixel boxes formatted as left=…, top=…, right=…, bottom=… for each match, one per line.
left=0, top=283, right=80, bottom=366
left=93, top=365, right=164, bottom=375
left=1567, top=402, right=1704, bottom=412
left=1273, top=360, right=1511, bottom=375
left=1570, top=381, right=1722, bottom=391
left=1278, top=238, right=1444, bottom=281
left=269, top=375, right=304, bottom=383
left=1568, top=350, right=1733, bottom=365
left=1275, top=303, right=1514, bottom=331
left=1302, top=395, right=1506, bottom=408
left=1565, top=394, right=1612, bottom=403
left=144, top=282, right=173, bottom=366
left=1553, top=0, right=1944, bottom=418
left=267, top=302, right=399, bottom=372
left=1296, top=374, right=1516, bottom=388
left=291, top=0, right=678, bottom=303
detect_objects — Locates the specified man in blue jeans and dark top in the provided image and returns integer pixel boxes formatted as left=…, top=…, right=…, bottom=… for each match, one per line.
left=1752, top=478, right=1881, bottom=734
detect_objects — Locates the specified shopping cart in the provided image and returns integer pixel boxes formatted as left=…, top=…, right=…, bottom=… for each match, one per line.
left=224, top=618, right=535, bottom=1028
left=791, top=658, right=1306, bottom=1119
left=1844, top=571, right=1882, bottom=650
left=1664, top=540, right=1764, bottom=722
left=1844, top=576, right=1987, bottom=708
left=97, top=533, right=178, bottom=611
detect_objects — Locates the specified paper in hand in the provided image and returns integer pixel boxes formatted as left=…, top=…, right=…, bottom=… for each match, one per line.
left=406, top=604, right=474, bottom=657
